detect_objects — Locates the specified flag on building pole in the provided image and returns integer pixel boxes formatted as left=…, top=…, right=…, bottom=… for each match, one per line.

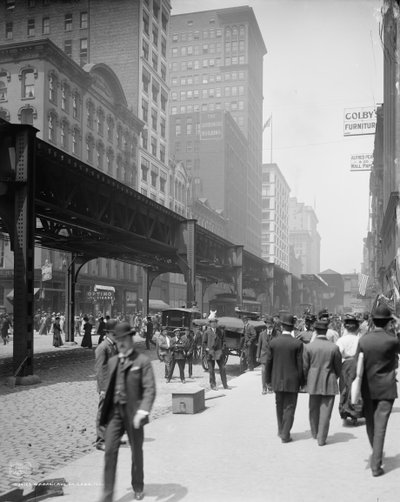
left=262, top=115, right=272, bottom=131
left=358, top=273, right=369, bottom=296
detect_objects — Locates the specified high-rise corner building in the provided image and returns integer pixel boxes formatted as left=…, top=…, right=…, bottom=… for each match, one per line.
left=1, top=0, right=172, bottom=205
left=261, top=163, right=290, bottom=271
left=288, top=197, right=321, bottom=274
left=168, top=6, right=266, bottom=256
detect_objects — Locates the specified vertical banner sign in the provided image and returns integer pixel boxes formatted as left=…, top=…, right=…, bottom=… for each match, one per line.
left=343, top=107, right=377, bottom=136
left=41, top=261, right=53, bottom=281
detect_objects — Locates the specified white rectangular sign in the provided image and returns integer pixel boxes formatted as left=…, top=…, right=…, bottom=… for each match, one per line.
left=344, top=107, right=376, bottom=136
left=350, top=153, right=373, bottom=172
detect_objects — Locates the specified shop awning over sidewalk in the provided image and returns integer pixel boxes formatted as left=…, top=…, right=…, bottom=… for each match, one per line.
left=149, top=299, right=170, bottom=311
left=94, top=284, right=115, bottom=292
left=6, top=288, right=40, bottom=302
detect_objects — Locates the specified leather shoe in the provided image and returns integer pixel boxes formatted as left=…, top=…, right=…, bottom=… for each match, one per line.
left=210, top=385, right=217, bottom=390
left=281, top=437, right=293, bottom=443
left=134, top=491, right=144, bottom=500
left=95, top=442, right=105, bottom=451
left=372, top=467, right=384, bottom=477
left=262, top=389, right=267, bottom=395
left=223, top=386, right=231, bottom=390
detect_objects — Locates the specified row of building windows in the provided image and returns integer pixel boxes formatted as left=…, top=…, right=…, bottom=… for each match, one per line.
left=141, top=130, right=166, bottom=162
left=170, top=104, right=245, bottom=127
left=141, top=99, right=166, bottom=138
left=169, top=55, right=245, bottom=73
left=171, top=71, right=245, bottom=87
left=171, top=86, right=245, bottom=101
left=142, top=38, right=166, bottom=81
left=171, top=28, right=223, bottom=42
left=4, top=12, right=87, bottom=40
left=141, top=69, right=168, bottom=111
left=143, top=0, right=168, bottom=32
left=171, top=39, right=245, bottom=58
left=140, top=158, right=167, bottom=193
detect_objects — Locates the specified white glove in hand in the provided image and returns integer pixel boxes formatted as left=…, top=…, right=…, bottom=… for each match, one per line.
left=133, top=410, right=148, bottom=429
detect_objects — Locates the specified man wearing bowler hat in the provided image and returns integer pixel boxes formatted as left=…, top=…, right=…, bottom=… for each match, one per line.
left=266, top=313, right=304, bottom=443
left=356, top=305, right=400, bottom=477
left=303, top=319, right=342, bottom=446
left=99, top=321, right=156, bottom=501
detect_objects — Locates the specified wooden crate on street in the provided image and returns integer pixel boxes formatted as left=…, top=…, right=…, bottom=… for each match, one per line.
left=172, top=387, right=205, bottom=414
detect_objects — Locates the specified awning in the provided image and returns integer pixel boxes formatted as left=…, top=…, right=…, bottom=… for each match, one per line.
left=6, top=288, right=40, bottom=301
left=94, top=284, right=115, bottom=292
left=149, top=299, right=170, bottom=311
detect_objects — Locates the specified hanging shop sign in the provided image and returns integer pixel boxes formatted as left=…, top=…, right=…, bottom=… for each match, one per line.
left=350, top=153, right=373, bottom=172
left=343, top=107, right=376, bottom=136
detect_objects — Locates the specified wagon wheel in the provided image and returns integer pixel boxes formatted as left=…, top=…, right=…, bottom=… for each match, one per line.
left=193, top=344, right=202, bottom=362
left=239, top=351, right=247, bottom=374
left=201, top=348, right=209, bottom=371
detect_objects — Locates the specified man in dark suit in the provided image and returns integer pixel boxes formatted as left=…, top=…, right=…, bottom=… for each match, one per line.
left=243, top=316, right=258, bottom=371
left=303, top=319, right=342, bottom=446
left=99, top=321, right=156, bottom=501
left=256, top=316, right=274, bottom=394
left=202, top=317, right=229, bottom=390
left=356, top=305, right=400, bottom=477
left=94, top=318, right=118, bottom=451
left=266, top=313, right=304, bottom=443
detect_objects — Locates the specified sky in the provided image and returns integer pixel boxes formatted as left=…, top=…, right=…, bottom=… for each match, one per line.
left=172, top=0, right=384, bottom=274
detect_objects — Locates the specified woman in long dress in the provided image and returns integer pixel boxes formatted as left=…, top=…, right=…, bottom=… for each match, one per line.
left=81, top=316, right=93, bottom=348
left=52, top=316, right=64, bottom=347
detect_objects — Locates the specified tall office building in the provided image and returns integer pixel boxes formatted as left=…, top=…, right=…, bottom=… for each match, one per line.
left=261, top=163, right=290, bottom=270
left=169, top=6, right=266, bottom=255
left=1, top=0, right=171, bottom=204
left=288, top=197, right=321, bottom=274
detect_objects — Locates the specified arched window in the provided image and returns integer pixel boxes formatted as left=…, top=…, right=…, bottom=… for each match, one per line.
left=86, top=133, right=95, bottom=163
left=60, top=119, right=69, bottom=149
left=61, top=81, right=70, bottom=112
left=0, top=74, right=7, bottom=101
left=116, top=124, right=123, bottom=149
left=0, top=107, right=10, bottom=121
left=22, top=68, right=35, bottom=98
left=116, top=154, right=123, bottom=181
left=106, top=147, right=114, bottom=176
left=48, top=110, right=58, bottom=143
left=72, top=127, right=81, bottom=156
left=106, top=115, right=114, bottom=142
left=97, top=140, right=105, bottom=171
left=97, top=107, right=105, bottom=136
left=72, top=90, right=80, bottom=119
left=20, top=106, right=35, bottom=124
left=86, top=99, right=95, bottom=129
left=48, top=71, right=58, bottom=103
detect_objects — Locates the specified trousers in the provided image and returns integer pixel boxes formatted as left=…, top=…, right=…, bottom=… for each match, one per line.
left=275, top=391, right=298, bottom=441
left=101, top=403, right=144, bottom=502
left=96, top=393, right=106, bottom=444
left=208, top=357, right=227, bottom=388
left=363, top=398, right=393, bottom=472
left=308, top=394, right=335, bottom=445
left=168, top=358, right=185, bottom=381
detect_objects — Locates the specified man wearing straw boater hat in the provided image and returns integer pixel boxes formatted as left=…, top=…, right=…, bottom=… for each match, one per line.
left=99, top=321, right=156, bottom=501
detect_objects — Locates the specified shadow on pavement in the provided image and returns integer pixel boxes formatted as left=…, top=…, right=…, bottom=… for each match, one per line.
left=327, top=431, right=357, bottom=444
left=383, top=453, right=400, bottom=473
left=116, top=483, right=188, bottom=502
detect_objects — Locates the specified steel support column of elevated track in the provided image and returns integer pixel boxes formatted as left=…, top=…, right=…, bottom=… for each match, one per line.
left=0, top=122, right=37, bottom=377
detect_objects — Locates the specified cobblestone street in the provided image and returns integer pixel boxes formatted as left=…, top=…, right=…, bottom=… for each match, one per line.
left=0, top=334, right=240, bottom=496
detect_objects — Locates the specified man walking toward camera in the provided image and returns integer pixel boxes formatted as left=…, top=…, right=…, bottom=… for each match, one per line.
left=99, top=321, right=156, bottom=501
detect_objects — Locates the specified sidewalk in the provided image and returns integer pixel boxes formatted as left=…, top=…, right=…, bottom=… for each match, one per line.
left=16, top=368, right=400, bottom=502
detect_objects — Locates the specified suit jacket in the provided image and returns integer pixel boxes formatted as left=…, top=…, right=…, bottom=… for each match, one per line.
left=243, top=323, right=257, bottom=347
left=99, top=350, right=156, bottom=427
left=257, top=329, right=273, bottom=363
left=94, top=337, right=118, bottom=393
left=357, top=328, right=400, bottom=400
left=266, top=333, right=304, bottom=392
left=303, top=336, right=341, bottom=395
left=202, top=326, right=225, bottom=360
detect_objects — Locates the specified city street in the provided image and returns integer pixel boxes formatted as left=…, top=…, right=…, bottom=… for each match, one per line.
left=0, top=333, right=240, bottom=497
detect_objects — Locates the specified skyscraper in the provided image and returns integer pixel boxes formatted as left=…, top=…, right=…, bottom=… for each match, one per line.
left=169, top=6, right=266, bottom=255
